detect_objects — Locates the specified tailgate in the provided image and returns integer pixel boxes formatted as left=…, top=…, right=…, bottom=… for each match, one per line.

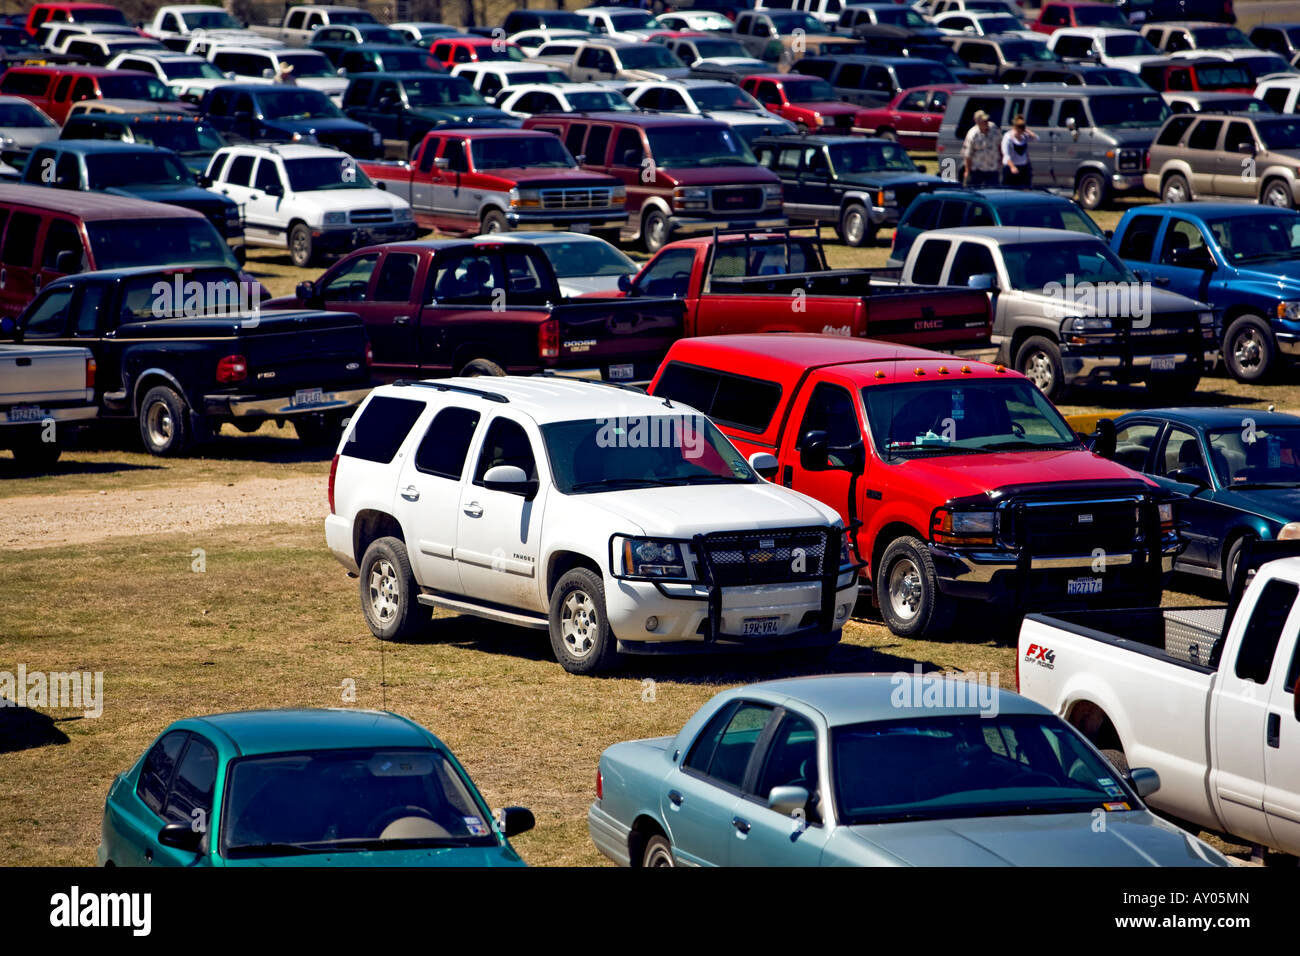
left=860, top=286, right=991, bottom=349
left=236, top=313, right=372, bottom=394
left=0, top=345, right=91, bottom=408
left=550, top=298, right=684, bottom=380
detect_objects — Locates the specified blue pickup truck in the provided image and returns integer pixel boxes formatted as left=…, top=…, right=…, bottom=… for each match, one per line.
left=1110, top=203, right=1300, bottom=382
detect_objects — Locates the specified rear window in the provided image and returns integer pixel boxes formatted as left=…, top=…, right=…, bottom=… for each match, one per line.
left=653, top=361, right=782, bottom=433
left=343, top=395, right=426, bottom=464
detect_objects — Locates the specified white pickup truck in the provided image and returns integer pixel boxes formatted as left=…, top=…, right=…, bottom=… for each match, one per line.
left=1018, top=544, right=1300, bottom=857
left=0, top=343, right=97, bottom=470
left=326, top=377, right=859, bottom=674
left=248, top=5, right=378, bottom=46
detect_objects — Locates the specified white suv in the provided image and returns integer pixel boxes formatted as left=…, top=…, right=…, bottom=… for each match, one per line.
left=326, top=377, right=858, bottom=674
left=206, top=143, right=417, bottom=266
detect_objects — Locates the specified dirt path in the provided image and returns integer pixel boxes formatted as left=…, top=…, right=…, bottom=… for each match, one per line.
left=0, top=475, right=327, bottom=550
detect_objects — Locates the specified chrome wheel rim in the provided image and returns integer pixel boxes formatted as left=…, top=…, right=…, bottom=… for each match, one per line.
left=291, top=229, right=309, bottom=262
left=1163, top=179, right=1187, bottom=203
left=887, top=557, right=923, bottom=623
left=1022, top=350, right=1055, bottom=393
left=145, top=400, right=173, bottom=448
left=560, top=590, right=598, bottom=659
left=484, top=217, right=504, bottom=234
left=1232, top=328, right=1264, bottom=372
left=844, top=209, right=865, bottom=245
left=1266, top=184, right=1291, bottom=207
left=1080, top=177, right=1101, bottom=207
left=646, top=215, right=666, bottom=250
left=368, top=559, right=399, bottom=624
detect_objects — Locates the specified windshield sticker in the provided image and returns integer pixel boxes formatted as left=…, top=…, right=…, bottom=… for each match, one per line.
left=1103, top=801, right=1131, bottom=812
left=464, top=816, right=489, bottom=836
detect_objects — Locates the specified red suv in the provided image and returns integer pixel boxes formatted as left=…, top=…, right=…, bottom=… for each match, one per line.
left=426, top=36, right=528, bottom=68
left=0, top=66, right=179, bottom=123
left=24, top=2, right=130, bottom=36
left=1032, top=1, right=1131, bottom=34
left=741, top=73, right=859, bottom=133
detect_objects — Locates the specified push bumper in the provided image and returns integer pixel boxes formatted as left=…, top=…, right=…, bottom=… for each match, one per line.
left=1061, top=348, right=1199, bottom=385
left=203, top=385, right=371, bottom=419
left=588, top=802, right=633, bottom=867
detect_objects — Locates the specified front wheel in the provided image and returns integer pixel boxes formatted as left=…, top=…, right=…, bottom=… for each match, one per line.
left=481, top=209, right=508, bottom=234
left=288, top=223, right=316, bottom=268
left=1015, top=335, right=1066, bottom=401
left=548, top=567, right=618, bottom=674
left=1224, top=535, right=1256, bottom=596
left=1223, top=314, right=1275, bottom=383
left=877, top=536, right=952, bottom=639
left=359, top=536, right=428, bottom=641
left=641, top=208, right=670, bottom=254
left=837, top=203, right=871, bottom=248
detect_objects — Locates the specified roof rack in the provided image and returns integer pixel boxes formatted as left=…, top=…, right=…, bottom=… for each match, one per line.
left=531, top=370, right=646, bottom=394
left=392, top=380, right=510, bottom=402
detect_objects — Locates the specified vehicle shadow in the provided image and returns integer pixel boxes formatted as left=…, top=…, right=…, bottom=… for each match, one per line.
left=0, top=701, right=71, bottom=754
left=1070, top=376, right=1265, bottom=412
left=0, top=457, right=163, bottom=481
left=71, top=425, right=334, bottom=465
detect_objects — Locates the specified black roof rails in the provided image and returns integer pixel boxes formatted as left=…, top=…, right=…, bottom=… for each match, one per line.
left=392, top=380, right=510, bottom=403
left=531, top=370, right=646, bottom=393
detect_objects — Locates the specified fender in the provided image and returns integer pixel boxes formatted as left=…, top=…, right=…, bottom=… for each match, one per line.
left=129, top=366, right=189, bottom=414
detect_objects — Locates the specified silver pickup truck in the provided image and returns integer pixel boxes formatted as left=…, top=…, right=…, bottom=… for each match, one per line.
left=0, top=343, right=97, bottom=470
left=247, top=4, right=376, bottom=46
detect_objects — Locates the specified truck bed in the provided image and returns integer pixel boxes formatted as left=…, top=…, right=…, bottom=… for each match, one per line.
left=1024, top=605, right=1226, bottom=672
left=0, top=344, right=91, bottom=409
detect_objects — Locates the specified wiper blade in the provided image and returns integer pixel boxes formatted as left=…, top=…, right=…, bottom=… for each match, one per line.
left=569, top=477, right=672, bottom=490
left=980, top=440, right=1077, bottom=451
left=298, top=837, right=483, bottom=850
left=227, top=842, right=330, bottom=856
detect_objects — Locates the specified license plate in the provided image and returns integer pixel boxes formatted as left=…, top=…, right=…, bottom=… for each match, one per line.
left=608, top=363, right=634, bottom=380
left=1067, top=576, right=1103, bottom=596
left=1151, top=355, right=1176, bottom=372
left=741, top=616, right=780, bottom=636
left=7, top=405, right=47, bottom=423
left=570, top=222, right=591, bottom=234
left=292, top=388, right=325, bottom=408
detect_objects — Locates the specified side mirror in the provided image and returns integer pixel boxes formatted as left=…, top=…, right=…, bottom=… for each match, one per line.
left=1168, top=466, right=1211, bottom=490
left=767, top=785, right=810, bottom=817
left=1104, top=229, right=1113, bottom=241
left=1167, top=245, right=1212, bottom=270
left=621, top=148, right=642, bottom=167
left=1128, top=767, right=1160, bottom=799
left=482, top=463, right=538, bottom=498
left=1065, top=116, right=1076, bottom=130
left=617, top=273, right=633, bottom=293
left=1090, top=417, right=1116, bottom=458
left=434, top=156, right=450, bottom=169
left=296, top=280, right=315, bottom=301
left=196, top=172, right=212, bottom=187
left=261, top=68, right=275, bottom=79
left=336, top=67, right=347, bottom=76
left=497, top=806, right=535, bottom=838
left=265, top=183, right=284, bottom=197
left=967, top=272, right=995, bottom=290
left=799, top=430, right=831, bottom=471
left=54, top=249, right=81, bottom=274
left=1236, top=140, right=1256, bottom=155
left=157, top=822, right=203, bottom=853
left=748, top=451, right=779, bottom=478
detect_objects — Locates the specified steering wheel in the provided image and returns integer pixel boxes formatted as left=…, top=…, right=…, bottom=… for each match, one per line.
left=366, top=805, right=437, bottom=836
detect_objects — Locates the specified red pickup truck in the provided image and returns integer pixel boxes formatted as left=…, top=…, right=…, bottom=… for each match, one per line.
left=264, top=237, right=684, bottom=381
left=598, top=230, right=994, bottom=353
left=648, top=334, right=1181, bottom=638
left=359, top=128, right=628, bottom=239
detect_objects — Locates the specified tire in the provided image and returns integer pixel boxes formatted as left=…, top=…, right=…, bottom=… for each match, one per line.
left=1014, top=335, right=1066, bottom=401
left=875, top=128, right=897, bottom=142
left=1223, top=313, right=1275, bottom=383
left=641, top=208, right=670, bottom=254
left=359, top=536, right=428, bottom=641
left=877, top=535, right=953, bottom=639
left=1145, top=371, right=1200, bottom=403
left=7, top=427, right=61, bottom=471
left=837, top=203, right=871, bottom=248
left=1224, top=535, right=1256, bottom=596
left=1101, top=748, right=1129, bottom=776
left=294, top=411, right=347, bottom=447
left=1161, top=173, right=1191, bottom=204
left=459, top=357, right=506, bottom=377
left=288, top=222, right=315, bottom=268
left=1262, top=178, right=1294, bottom=209
left=641, top=834, right=674, bottom=867
left=138, top=385, right=192, bottom=457
left=548, top=567, right=618, bottom=674
left=481, top=209, right=508, bottom=234
left=1075, top=170, right=1107, bottom=210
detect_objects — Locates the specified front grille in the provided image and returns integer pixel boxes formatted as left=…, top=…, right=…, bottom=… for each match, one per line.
left=1004, top=498, right=1143, bottom=558
left=1117, top=148, right=1145, bottom=173
left=700, top=527, right=832, bottom=587
left=832, top=114, right=854, bottom=129
left=539, top=187, right=615, bottom=210
left=710, top=186, right=763, bottom=214
left=350, top=208, right=393, bottom=224
left=1130, top=312, right=1202, bottom=355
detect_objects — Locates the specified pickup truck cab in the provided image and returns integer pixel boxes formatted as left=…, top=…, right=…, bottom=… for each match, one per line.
left=326, top=376, right=858, bottom=673
left=565, top=39, right=691, bottom=82
left=204, top=46, right=348, bottom=103
left=0, top=342, right=96, bottom=469
left=7, top=265, right=372, bottom=454
left=25, top=2, right=128, bottom=37
left=342, top=73, right=517, bottom=158
left=207, top=143, right=417, bottom=268
left=741, top=73, right=860, bottom=133
left=146, top=5, right=244, bottom=51
left=248, top=5, right=377, bottom=47
left=894, top=226, right=1216, bottom=400
left=199, top=85, right=382, bottom=159
left=1018, top=544, right=1300, bottom=857
left=359, top=129, right=627, bottom=238
left=1111, top=203, right=1300, bottom=383
left=649, top=333, right=1180, bottom=637
left=267, top=237, right=684, bottom=382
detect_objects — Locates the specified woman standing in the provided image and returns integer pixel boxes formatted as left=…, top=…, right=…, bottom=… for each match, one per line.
left=1001, top=115, right=1037, bottom=189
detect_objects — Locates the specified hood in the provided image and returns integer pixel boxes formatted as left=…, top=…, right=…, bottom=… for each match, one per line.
left=623, top=66, right=694, bottom=81
left=408, top=104, right=516, bottom=125
left=1104, top=126, right=1160, bottom=147
left=503, top=170, right=619, bottom=188
left=1217, top=485, right=1300, bottom=522
left=1016, top=283, right=1203, bottom=316
left=224, top=845, right=526, bottom=867
left=1229, top=258, right=1300, bottom=285
left=838, top=171, right=946, bottom=190
left=845, top=812, right=1224, bottom=866
left=293, top=76, right=349, bottom=96
left=695, top=56, right=768, bottom=69
left=0, top=128, right=57, bottom=151
left=301, top=187, right=407, bottom=211
left=266, top=116, right=371, bottom=136
left=102, top=183, right=232, bottom=207
left=657, top=164, right=780, bottom=186
left=893, top=448, right=1153, bottom=496
left=582, top=482, right=837, bottom=537
left=799, top=100, right=859, bottom=116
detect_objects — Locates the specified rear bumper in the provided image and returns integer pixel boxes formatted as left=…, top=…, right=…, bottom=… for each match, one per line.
left=588, top=802, right=632, bottom=867
left=203, top=385, right=371, bottom=419
left=0, top=404, right=97, bottom=425
left=326, top=513, right=357, bottom=574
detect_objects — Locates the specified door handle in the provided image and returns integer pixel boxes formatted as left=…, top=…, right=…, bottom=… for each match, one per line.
left=463, top=501, right=483, bottom=518
left=668, top=789, right=683, bottom=806
left=1268, top=712, right=1281, bottom=749
left=400, top=485, right=419, bottom=501
left=732, top=816, right=751, bottom=834
left=394, top=315, right=411, bottom=324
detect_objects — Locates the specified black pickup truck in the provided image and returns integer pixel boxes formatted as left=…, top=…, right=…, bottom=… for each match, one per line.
left=264, top=238, right=685, bottom=383
left=2, top=265, right=374, bottom=454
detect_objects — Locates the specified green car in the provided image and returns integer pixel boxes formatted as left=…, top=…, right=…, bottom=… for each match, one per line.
left=97, top=708, right=533, bottom=867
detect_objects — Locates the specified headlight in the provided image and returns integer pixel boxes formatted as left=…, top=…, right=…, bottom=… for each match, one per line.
left=931, top=508, right=997, bottom=547
left=509, top=187, right=540, bottom=208
left=322, top=211, right=347, bottom=225
left=672, top=185, right=709, bottom=211
left=393, top=206, right=413, bottom=221
left=611, top=184, right=626, bottom=205
left=614, top=536, right=697, bottom=580
left=876, top=189, right=896, bottom=206
left=762, top=183, right=782, bottom=206
left=1063, top=316, right=1113, bottom=333
left=1280, top=521, right=1300, bottom=540
left=1278, top=301, right=1300, bottom=320
left=1159, top=502, right=1175, bottom=530
left=1198, top=311, right=1214, bottom=326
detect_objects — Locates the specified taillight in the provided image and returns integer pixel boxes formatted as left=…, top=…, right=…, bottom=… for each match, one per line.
left=364, top=342, right=373, bottom=368
left=1145, top=151, right=1150, bottom=170
left=595, top=767, right=603, bottom=800
left=85, top=356, right=95, bottom=389
left=328, top=454, right=339, bottom=515
left=216, top=354, right=248, bottom=384
left=538, top=318, right=559, bottom=360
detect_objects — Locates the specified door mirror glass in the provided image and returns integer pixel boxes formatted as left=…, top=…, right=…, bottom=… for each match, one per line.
left=767, top=785, right=810, bottom=817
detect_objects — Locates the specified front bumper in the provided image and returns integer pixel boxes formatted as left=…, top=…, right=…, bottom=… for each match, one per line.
left=1112, top=172, right=1145, bottom=192
left=588, top=802, right=633, bottom=867
left=1061, top=347, right=1200, bottom=385
left=1277, top=331, right=1300, bottom=356
left=203, top=385, right=371, bottom=419
left=312, top=222, right=421, bottom=252
left=665, top=214, right=787, bottom=240
left=507, top=209, right=627, bottom=230
left=868, top=205, right=900, bottom=226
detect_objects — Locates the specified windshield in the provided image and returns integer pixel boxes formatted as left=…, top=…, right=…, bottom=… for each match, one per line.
left=359, top=27, right=408, bottom=44
left=973, top=14, right=1022, bottom=31
left=828, top=141, right=916, bottom=173
left=97, top=75, right=175, bottom=102
left=1088, top=93, right=1169, bottom=128
left=1194, top=26, right=1252, bottom=48
left=85, top=151, right=192, bottom=188
left=877, top=8, right=929, bottom=27
left=647, top=125, right=755, bottom=166
left=1207, top=425, right=1300, bottom=487
left=864, top=378, right=1078, bottom=458
left=781, top=77, right=837, bottom=102
left=542, top=414, right=759, bottom=493
left=86, top=218, right=236, bottom=270
left=372, top=50, right=431, bottom=71
left=0, top=102, right=54, bottom=127
left=1074, top=6, right=1128, bottom=25
left=181, top=10, right=241, bottom=30
left=618, top=44, right=685, bottom=69
left=258, top=89, right=341, bottom=119
left=277, top=53, right=337, bottom=78
left=540, top=238, right=636, bottom=277
left=895, top=61, right=958, bottom=86
left=1098, top=34, right=1153, bottom=57
left=833, top=714, right=1135, bottom=826
left=1001, top=239, right=1134, bottom=290
left=475, top=44, right=527, bottom=61
left=160, top=59, right=226, bottom=80
left=693, top=37, right=749, bottom=58
left=1207, top=212, right=1300, bottom=262
left=1238, top=55, right=1295, bottom=78
left=282, top=156, right=374, bottom=190
left=1001, top=41, right=1059, bottom=61
left=609, top=11, right=661, bottom=30
left=221, top=748, right=497, bottom=858
left=567, top=90, right=633, bottom=111
left=471, top=135, right=573, bottom=168
left=405, top=76, right=486, bottom=107
left=692, top=85, right=762, bottom=111
left=130, top=123, right=225, bottom=156
left=1195, top=65, right=1251, bottom=89
left=1088, top=68, right=1148, bottom=87
left=1257, top=118, right=1300, bottom=149
left=78, top=7, right=129, bottom=25
left=998, top=202, right=1104, bottom=237
left=770, top=12, right=829, bottom=33
left=539, top=11, right=592, bottom=30
left=0, top=26, right=39, bottom=48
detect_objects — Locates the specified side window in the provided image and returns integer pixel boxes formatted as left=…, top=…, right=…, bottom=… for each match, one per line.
left=1264, top=87, right=1290, bottom=112
left=910, top=238, right=951, bottom=285
left=684, top=702, right=775, bottom=790
left=373, top=253, right=419, bottom=302
left=162, top=735, right=218, bottom=826
left=322, top=253, right=379, bottom=301
left=479, top=73, right=503, bottom=98
left=70, top=77, right=95, bottom=102
left=53, top=75, right=73, bottom=101
left=754, top=712, right=818, bottom=804
left=3, top=211, right=40, bottom=266
left=415, top=406, right=482, bottom=479
left=1187, top=119, right=1223, bottom=150
left=652, top=362, right=783, bottom=433
left=253, top=158, right=280, bottom=192
left=1223, top=121, right=1254, bottom=154
left=21, top=287, right=74, bottom=337
left=1116, top=215, right=1162, bottom=262
left=935, top=200, right=966, bottom=229
left=584, top=125, right=611, bottom=164
left=41, top=218, right=81, bottom=270
left=224, top=154, right=254, bottom=186
left=1026, top=98, right=1053, bottom=127
left=473, top=416, right=538, bottom=482
left=76, top=284, right=105, bottom=336
left=905, top=197, right=939, bottom=231
left=612, top=127, right=643, bottom=167
left=1160, top=426, right=1206, bottom=478
left=1058, top=99, right=1086, bottom=128
left=1236, top=579, right=1299, bottom=684
left=966, top=202, right=994, bottom=227
left=795, top=382, right=862, bottom=452
left=432, top=251, right=498, bottom=302
left=776, top=147, right=802, bottom=172
left=658, top=89, right=688, bottom=112
left=1159, top=218, right=1207, bottom=265
left=54, top=153, right=79, bottom=190
left=442, top=139, right=468, bottom=173
left=900, top=89, right=928, bottom=111
left=1113, top=421, right=1159, bottom=472
left=947, top=241, right=997, bottom=287
left=136, top=731, right=188, bottom=815
left=632, top=246, right=695, bottom=298
left=418, top=136, right=443, bottom=173
left=341, top=395, right=426, bottom=464
left=755, top=81, right=781, bottom=105
left=1156, top=115, right=1195, bottom=146
left=564, top=122, right=588, bottom=156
